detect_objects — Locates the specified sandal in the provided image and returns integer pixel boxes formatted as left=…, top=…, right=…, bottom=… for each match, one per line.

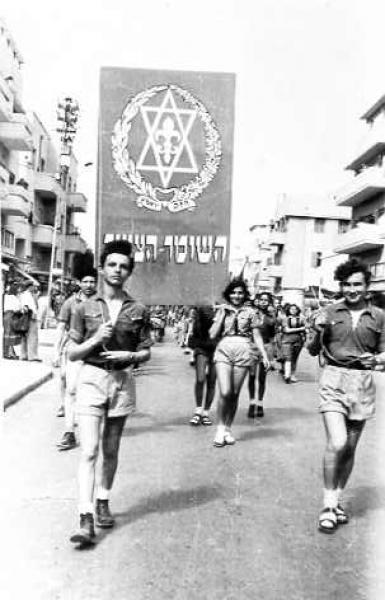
left=318, top=507, right=338, bottom=533
left=189, top=414, right=201, bottom=426
left=223, top=432, right=236, bottom=445
left=335, top=504, right=349, bottom=525
left=201, top=415, right=213, bottom=426
left=213, top=433, right=226, bottom=447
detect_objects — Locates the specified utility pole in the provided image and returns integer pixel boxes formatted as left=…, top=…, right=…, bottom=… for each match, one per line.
left=45, top=98, right=79, bottom=324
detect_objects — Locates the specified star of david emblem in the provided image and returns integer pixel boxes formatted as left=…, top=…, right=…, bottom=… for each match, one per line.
left=112, top=84, right=222, bottom=213
left=137, top=89, right=198, bottom=188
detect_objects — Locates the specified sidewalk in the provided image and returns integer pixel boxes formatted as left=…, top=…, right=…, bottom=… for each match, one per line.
left=1, top=327, right=55, bottom=410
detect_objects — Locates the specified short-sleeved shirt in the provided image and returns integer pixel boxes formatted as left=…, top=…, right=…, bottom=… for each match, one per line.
left=281, top=315, right=306, bottom=344
left=58, top=294, right=84, bottom=330
left=188, top=306, right=216, bottom=352
left=324, top=302, right=385, bottom=363
left=69, top=293, right=153, bottom=369
left=308, top=301, right=385, bottom=365
left=213, top=304, right=261, bottom=340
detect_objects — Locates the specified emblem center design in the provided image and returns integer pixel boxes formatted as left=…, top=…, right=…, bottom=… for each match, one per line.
left=111, top=84, right=222, bottom=213
left=137, top=89, right=198, bottom=188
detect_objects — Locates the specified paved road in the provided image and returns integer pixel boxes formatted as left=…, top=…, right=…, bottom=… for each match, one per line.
left=1, top=333, right=385, bottom=600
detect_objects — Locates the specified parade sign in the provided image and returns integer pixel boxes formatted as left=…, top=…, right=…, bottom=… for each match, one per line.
left=96, top=67, right=235, bottom=305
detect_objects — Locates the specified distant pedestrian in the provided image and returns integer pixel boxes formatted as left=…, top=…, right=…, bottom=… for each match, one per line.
left=281, top=303, right=306, bottom=383
left=307, top=259, right=385, bottom=533
left=68, top=240, right=152, bottom=546
left=210, top=279, right=269, bottom=447
left=247, top=292, right=276, bottom=418
left=188, top=305, right=217, bottom=426
left=20, top=281, right=41, bottom=362
left=54, top=268, right=98, bottom=450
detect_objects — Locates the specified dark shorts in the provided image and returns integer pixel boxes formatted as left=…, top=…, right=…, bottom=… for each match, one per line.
left=318, top=364, right=375, bottom=421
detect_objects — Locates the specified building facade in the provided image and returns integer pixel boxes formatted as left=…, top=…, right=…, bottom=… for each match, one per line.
left=267, top=195, right=351, bottom=305
left=334, top=94, right=385, bottom=291
left=0, top=19, right=88, bottom=289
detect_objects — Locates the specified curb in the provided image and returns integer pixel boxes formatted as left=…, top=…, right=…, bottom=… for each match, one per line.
left=4, top=370, right=54, bottom=410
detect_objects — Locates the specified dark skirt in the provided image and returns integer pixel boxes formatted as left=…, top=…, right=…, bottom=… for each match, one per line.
left=3, top=311, right=22, bottom=346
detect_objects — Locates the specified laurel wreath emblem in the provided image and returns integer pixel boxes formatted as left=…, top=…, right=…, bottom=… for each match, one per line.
left=111, top=84, right=222, bottom=212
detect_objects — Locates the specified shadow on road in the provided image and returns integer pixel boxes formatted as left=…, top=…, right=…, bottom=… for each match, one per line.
left=348, top=485, right=385, bottom=518
left=113, top=484, right=223, bottom=527
left=237, top=426, right=293, bottom=442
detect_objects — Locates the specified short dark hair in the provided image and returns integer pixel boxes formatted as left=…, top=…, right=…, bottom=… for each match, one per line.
left=257, top=291, right=274, bottom=305
left=80, top=267, right=98, bottom=280
left=223, top=278, right=249, bottom=303
left=100, top=240, right=135, bottom=273
left=334, top=258, right=371, bottom=286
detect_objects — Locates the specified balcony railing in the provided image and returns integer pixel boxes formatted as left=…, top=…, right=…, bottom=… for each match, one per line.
left=0, top=73, right=13, bottom=122
left=34, top=172, right=63, bottom=198
left=0, top=113, right=33, bottom=151
left=67, top=191, right=87, bottom=213
left=334, top=223, right=384, bottom=254
left=1, top=184, right=31, bottom=217
left=335, top=166, right=385, bottom=207
left=64, top=233, right=87, bottom=254
left=32, top=223, right=55, bottom=247
left=268, top=230, right=286, bottom=246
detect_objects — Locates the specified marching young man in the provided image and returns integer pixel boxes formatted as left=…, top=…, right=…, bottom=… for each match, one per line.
left=68, top=240, right=152, bottom=545
left=54, top=268, right=98, bottom=450
left=307, top=258, right=385, bottom=533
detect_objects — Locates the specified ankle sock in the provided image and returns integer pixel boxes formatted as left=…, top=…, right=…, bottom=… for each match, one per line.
left=96, top=487, right=110, bottom=501
left=323, top=488, right=338, bottom=509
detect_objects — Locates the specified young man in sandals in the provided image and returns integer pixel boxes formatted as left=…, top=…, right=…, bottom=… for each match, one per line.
left=68, top=240, right=152, bottom=546
left=307, top=258, right=385, bottom=533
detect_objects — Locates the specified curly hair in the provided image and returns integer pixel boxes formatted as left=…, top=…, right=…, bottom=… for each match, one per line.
left=100, top=240, right=135, bottom=273
left=284, top=303, right=301, bottom=316
left=334, top=258, right=371, bottom=286
left=223, top=278, right=250, bottom=303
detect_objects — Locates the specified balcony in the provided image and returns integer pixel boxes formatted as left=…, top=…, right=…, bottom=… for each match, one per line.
left=268, top=230, right=286, bottom=246
left=267, top=264, right=283, bottom=278
left=334, top=223, right=384, bottom=254
left=346, top=121, right=385, bottom=171
left=32, top=223, right=55, bottom=247
left=34, top=172, right=63, bottom=198
left=0, top=113, right=33, bottom=151
left=67, top=192, right=87, bottom=213
left=0, top=74, right=13, bottom=122
left=64, top=233, right=87, bottom=254
left=1, top=184, right=31, bottom=217
left=1, top=228, right=15, bottom=256
left=335, top=167, right=385, bottom=207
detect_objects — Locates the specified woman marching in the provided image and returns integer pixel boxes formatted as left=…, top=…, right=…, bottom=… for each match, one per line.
left=281, top=303, right=306, bottom=383
left=247, top=292, right=277, bottom=418
left=209, top=279, right=269, bottom=447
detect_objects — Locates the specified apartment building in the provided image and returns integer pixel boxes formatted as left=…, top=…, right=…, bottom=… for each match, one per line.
left=267, top=195, right=351, bottom=305
left=334, top=94, right=385, bottom=291
left=0, top=19, right=87, bottom=288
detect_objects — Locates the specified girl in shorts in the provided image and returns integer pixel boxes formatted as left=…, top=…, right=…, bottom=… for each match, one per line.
left=209, top=279, right=269, bottom=447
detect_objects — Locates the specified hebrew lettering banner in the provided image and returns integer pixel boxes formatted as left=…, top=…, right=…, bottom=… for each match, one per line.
left=96, top=67, right=235, bottom=305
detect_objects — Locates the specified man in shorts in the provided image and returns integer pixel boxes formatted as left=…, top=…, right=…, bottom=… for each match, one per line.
left=68, top=240, right=152, bottom=545
left=307, top=258, right=385, bottom=533
left=54, top=268, right=98, bottom=450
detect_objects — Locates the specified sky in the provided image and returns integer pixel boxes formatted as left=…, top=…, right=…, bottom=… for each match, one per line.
left=2, top=0, right=385, bottom=250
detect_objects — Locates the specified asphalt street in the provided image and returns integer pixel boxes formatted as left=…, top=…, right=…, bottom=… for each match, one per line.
left=1, top=332, right=385, bottom=600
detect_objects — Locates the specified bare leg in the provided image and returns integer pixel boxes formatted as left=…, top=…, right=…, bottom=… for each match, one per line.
left=225, top=365, right=248, bottom=428
left=322, top=412, right=348, bottom=491
left=77, top=415, right=102, bottom=512
left=194, top=354, right=208, bottom=409
left=204, top=359, right=217, bottom=411
left=336, top=419, right=365, bottom=490
left=215, top=362, right=233, bottom=429
left=257, top=363, right=267, bottom=403
left=99, top=416, right=126, bottom=491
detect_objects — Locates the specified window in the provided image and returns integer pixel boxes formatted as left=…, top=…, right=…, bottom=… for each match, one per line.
left=311, top=252, right=322, bottom=268
left=314, top=218, right=325, bottom=233
left=338, top=220, right=350, bottom=234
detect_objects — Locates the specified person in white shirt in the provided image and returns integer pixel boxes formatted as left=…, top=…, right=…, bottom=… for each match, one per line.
left=20, top=281, right=41, bottom=361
